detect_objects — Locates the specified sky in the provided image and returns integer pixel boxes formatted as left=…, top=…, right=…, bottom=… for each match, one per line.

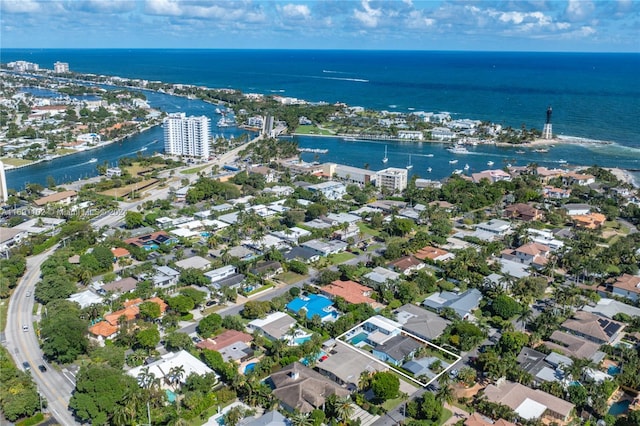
left=1, top=0, right=639, bottom=52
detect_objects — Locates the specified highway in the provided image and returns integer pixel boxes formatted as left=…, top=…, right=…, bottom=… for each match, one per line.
left=4, top=245, right=80, bottom=425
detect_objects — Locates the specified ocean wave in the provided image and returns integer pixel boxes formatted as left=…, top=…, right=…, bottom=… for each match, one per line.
left=322, top=70, right=348, bottom=74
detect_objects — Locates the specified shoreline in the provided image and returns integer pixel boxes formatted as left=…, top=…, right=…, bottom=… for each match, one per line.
left=2, top=123, right=161, bottom=172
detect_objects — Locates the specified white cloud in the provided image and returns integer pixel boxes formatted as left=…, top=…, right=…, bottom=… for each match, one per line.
left=280, top=4, right=311, bottom=19
left=565, top=0, right=595, bottom=22
left=145, top=0, right=181, bottom=16
left=405, top=10, right=435, bottom=29
left=1, top=0, right=40, bottom=13
left=353, top=0, right=382, bottom=28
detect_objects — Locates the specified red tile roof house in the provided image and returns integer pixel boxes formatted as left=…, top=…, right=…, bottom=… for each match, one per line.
left=414, top=246, right=455, bottom=263
left=320, top=280, right=384, bottom=309
left=503, top=203, right=544, bottom=222
left=89, top=297, right=167, bottom=344
left=388, top=255, right=425, bottom=275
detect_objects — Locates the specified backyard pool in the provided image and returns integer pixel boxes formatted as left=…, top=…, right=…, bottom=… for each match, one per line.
left=608, top=399, right=631, bottom=416
left=165, top=389, right=177, bottom=403
left=350, top=332, right=368, bottom=345
left=244, top=362, right=257, bottom=374
left=607, top=366, right=621, bottom=375
left=294, top=335, right=312, bottom=345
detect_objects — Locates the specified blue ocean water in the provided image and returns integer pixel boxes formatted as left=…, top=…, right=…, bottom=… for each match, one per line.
left=2, top=49, right=639, bottom=188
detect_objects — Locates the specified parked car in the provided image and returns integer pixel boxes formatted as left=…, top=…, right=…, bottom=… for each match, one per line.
left=22, top=361, right=31, bottom=371
left=38, top=364, right=47, bottom=372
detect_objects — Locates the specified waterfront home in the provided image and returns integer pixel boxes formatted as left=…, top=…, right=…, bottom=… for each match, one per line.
left=431, top=127, right=455, bottom=141
left=247, top=312, right=297, bottom=342
left=536, top=167, right=564, bottom=183
left=543, top=185, right=571, bottom=199
left=270, top=362, right=349, bottom=413
left=562, top=171, right=595, bottom=186
left=372, top=335, right=421, bottom=366
left=322, top=163, right=376, bottom=186
left=128, top=350, right=215, bottom=389
left=483, top=380, right=574, bottom=422
left=471, top=169, right=511, bottom=184
left=33, top=190, right=77, bottom=207
left=423, top=288, right=482, bottom=320
left=394, top=304, right=451, bottom=341
left=315, top=342, right=387, bottom=390
left=375, top=168, right=408, bottom=192
left=560, top=311, right=625, bottom=345
left=605, top=274, right=640, bottom=302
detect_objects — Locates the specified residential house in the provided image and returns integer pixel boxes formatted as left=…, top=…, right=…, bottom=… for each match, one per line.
left=414, top=246, right=455, bottom=263
left=307, top=181, right=347, bottom=201
left=503, top=203, right=544, bottom=222
left=483, top=380, right=574, bottom=422
left=301, top=239, right=348, bottom=257
left=196, top=330, right=254, bottom=362
left=543, top=331, right=605, bottom=363
left=560, top=311, right=624, bottom=345
left=516, top=347, right=566, bottom=386
left=283, top=246, right=320, bottom=263
left=270, top=362, right=349, bottom=413
left=501, top=242, right=550, bottom=269
left=388, top=256, right=425, bottom=275
left=471, top=170, right=511, bottom=183
left=175, top=255, right=211, bottom=271
left=128, top=350, right=215, bottom=389
left=270, top=227, right=312, bottom=244
left=239, top=411, right=288, bottom=426
left=543, top=186, right=571, bottom=199
left=321, top=280, right=382, bottom=308
left=607, top=274, right=640, bottom=302
left=465, top=413, right=516, bottom=426
left=250, top=261, right=283, bottom=279
left=100, top=277, right=138, bottom=295
left=536, top=167, right=564, bottom=183
left=67, top=290, right=104, bottom=309
left=423, top=288, right=482, bottom=320
left=372, top=335, right=421, bottom=366
left=205, top=265, right=238, bottom=284
left=247, top=312, right=297, bottom=341
left=124, top=231, right=176, bottom=250
left=564, top=204, right=591, bottom=216
left=583, top=298, right=640, bottom=319
left=111, top=247, right=131, bottom=262
left=147, top=265, right=180, bottom=291
left=0, top=227, right=28, bottom=252
left=402, top=357, right=448, bottom=381
left=395, top=304, right=451, bottom=341
left=363, top=266, right=401, bottom=288
left=249, top=166, right=278, bottom=184
left=472, top=219, right=512, bottom=241
left=572, top=212, right=606, bottom=229
left=315, top=342, right=387, bottom=390
left=562, top=171, right=595, bottom=186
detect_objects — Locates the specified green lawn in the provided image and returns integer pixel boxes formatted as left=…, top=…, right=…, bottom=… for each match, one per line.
left=0, top=299, right=7, bottom=332
left=295, top=125, right=335, bottom=136
left=358, top=222, right=381, bottom=237
left=329, top=252, right=356, bottom=264
left=381, top=395, right=408, bottom=411
left=276, top=271, right=307, bottom=285
left=182, top=165, right=208, bottom=174
left=0, top=157, right=33, bottom=167
left=438, top=408, right=453, bottom=425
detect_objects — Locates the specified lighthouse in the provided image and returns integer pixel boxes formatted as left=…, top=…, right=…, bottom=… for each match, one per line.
left=542, top=106, right=553, bottom=140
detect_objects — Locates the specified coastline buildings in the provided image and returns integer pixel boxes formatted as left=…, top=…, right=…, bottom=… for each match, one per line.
left=376, top=167, right=408, bottom=192
left=163, top=112, right=211, bottom=159
left=54, top=61, right=69, bottom=73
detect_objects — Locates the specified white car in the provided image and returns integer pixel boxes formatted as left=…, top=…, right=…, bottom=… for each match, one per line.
left=23, top=324, right=29, bottom=332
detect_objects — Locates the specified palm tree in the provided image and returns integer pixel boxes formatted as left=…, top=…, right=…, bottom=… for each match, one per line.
left=167, top=365, right=185, bottom=391
left=290, top=413, right=313, bottom=426
left=436, top=382, right=454, bottom=405
left=516, top=305, right=533, bottom=329
left=335, top=396, right=354, bottom=424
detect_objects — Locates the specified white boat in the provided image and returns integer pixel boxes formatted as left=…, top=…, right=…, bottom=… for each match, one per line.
left=516, top=150, right=526, bottom=154
left=138, top=147, right=147, bottom=152
left=427, top=167, right=432, bottom=173
left=406, top=154, right=413, bottom=170
left=382, top=145, right=388, bottom=164
left=487, top=161, right=494, bottom=166
left=449, top=159, right=458, bottom=164
left=463, top=163, right=470, bottom=171
left=88, top=158, right=98, bottom=163
left=453, top=169, right=463, bottom=175
left=425, top=154, right=434, bottom=157
left=343, top=137, right=356, bottom=142
left=558, top=159, right=567, bottom=164
left=447, top=145, right=470, bottom=154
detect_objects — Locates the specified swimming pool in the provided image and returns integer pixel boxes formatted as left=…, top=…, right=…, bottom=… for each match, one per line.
left=294, top=335, right=312, bottom=345
left=350, top=332, right=368, bottom=345
left=244, top=362, right=257, bottom=374
left=165, top=389, right=177, bottom=403
left=608, top=399, right=631, bottom=416
left=607, top=366, right=621, bottom=375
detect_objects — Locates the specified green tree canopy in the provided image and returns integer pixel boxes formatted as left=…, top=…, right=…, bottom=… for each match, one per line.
left=488, top=294, right=521, bottom=320
left=197, top=313, right=223, bottom=338
left=370, top=371, right=400, bottom=401
left=40, top=300, right=89, bottom=363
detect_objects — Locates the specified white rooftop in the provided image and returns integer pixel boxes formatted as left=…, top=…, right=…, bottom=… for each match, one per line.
left=515, top=398, right=547, bottom=420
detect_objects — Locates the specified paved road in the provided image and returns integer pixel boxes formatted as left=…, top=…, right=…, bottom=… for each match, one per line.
left=4, top=245, right=80, bottom=425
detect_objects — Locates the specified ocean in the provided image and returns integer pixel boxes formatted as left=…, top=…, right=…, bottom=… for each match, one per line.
left=2, top=49, right=639, bottom=188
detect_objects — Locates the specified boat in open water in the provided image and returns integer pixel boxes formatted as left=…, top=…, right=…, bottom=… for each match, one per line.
left=447, top=145, right=470, bottom=154
left=449, top=159, right=458, bottom=164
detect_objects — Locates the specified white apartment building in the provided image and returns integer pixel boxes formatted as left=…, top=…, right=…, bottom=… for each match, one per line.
left=54, top=61, right=69, bottom=73
left=163, top=113, right=210, bottom=159
left=376, top=168, right=408, bottom=192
